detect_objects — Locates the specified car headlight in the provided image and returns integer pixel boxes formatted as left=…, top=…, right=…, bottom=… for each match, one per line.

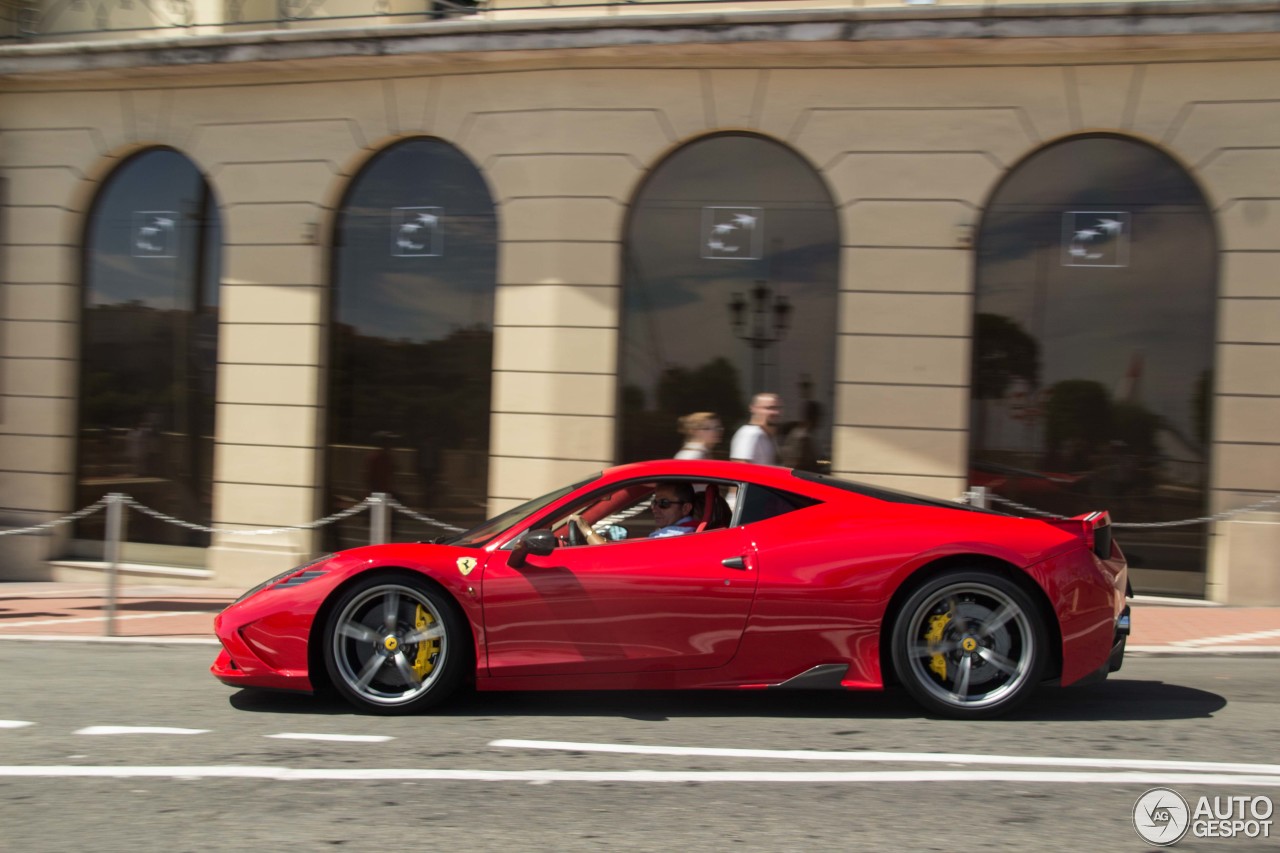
left=235, top=554, right=332, bottom=603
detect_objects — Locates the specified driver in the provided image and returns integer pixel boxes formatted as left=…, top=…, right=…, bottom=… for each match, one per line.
left=568, top=482, right=699, bottom=544
left=648, top=482, right=697, bottom=538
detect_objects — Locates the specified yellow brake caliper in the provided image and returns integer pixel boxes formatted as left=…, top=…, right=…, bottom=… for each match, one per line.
left=925, top=612, right=951, bottom=681
left=412, top=605, right=438, bottom=679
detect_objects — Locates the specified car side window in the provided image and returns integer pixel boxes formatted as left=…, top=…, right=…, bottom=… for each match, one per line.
left=542, top=485, right=649, bottom=546
left=736, top=484, right=819, bottom=525
left=544, top=479, right=737, bottom=546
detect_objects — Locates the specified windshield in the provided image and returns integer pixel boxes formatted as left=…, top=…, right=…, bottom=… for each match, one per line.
left=443, top=474, right=600, bottom=548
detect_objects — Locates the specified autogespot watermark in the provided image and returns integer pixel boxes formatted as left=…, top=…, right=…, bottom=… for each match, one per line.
left=1133, top=788, right=1274, bottom=846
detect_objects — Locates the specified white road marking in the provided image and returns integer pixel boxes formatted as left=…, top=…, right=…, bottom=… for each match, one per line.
left=0, top=766, right=1278, bottom=785
left=75, top=726, right=210, bottom=736
left=266, top=733, right=394, bottom=743
left=490, top=739, right=1280, bottom=777
left=0, top=612, right=211, bottom=629
left=1130, top=645, right=1280, bottom=654
left=0, top=720, right=34, bottom=729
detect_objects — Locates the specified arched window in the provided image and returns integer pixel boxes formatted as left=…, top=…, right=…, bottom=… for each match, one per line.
left=76, top=148, right=220, bottom=560
left=971, top=134, right=1217, bottom=593
left=621, top=133, right=839, bottom=466
left=327, top=138, right=497, bottom=547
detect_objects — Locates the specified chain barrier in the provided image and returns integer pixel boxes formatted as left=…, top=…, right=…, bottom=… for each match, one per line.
left=122, top=495, right=376, bottom=536
left=0, top=493, right=473, bottom=540
left=0, top=497, right=110, bottom=536
left=963, top=490, right=1280, bottom=528
left=384, top=497, right=466, bottom=534
left=5, top=489, right=1278, bottom=541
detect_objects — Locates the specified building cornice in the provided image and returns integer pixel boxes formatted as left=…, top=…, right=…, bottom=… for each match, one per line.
left=0, top=1, right=1277, bottom=77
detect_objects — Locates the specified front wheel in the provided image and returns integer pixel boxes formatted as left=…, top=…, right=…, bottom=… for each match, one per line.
left=323, top=573, right=467, bottom=714
left=890, top=569, right=1048, bottom=719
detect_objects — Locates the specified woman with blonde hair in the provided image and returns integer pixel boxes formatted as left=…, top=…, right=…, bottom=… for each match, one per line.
left=675, top=412, right=723, bottom=460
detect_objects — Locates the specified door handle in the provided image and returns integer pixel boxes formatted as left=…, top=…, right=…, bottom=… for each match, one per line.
left=721, top=556, right=747, bottom=570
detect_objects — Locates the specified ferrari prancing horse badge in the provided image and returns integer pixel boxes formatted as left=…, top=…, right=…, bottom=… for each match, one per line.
left=456, top=557, right=477, bottom=576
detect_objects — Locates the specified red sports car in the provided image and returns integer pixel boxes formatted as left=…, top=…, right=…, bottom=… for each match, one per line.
left=212, top=460, right=1130, bottom=719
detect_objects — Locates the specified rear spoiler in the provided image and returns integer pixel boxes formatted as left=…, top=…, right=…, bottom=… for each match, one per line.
left=1046, top=510, right=1115, bottom=560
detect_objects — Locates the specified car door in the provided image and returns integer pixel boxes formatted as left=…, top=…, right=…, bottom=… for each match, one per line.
left=481, top=524, right=759, bottom=677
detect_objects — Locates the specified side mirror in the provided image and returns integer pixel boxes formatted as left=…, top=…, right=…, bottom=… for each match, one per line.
left=508, top=528, right=557, bottom=567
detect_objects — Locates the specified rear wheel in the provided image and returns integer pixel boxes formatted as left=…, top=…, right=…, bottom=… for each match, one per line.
left=890, top=569, right=1048, bottom=719
left=323, top=573, right=466, bottom=714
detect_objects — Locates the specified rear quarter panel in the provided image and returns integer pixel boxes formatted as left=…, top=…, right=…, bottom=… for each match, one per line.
left=736, top=496, right=1085, bottom=688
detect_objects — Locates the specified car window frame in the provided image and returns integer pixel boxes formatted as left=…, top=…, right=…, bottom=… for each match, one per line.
left=447, top=474, right=600, bottom=548
left=516, top=476, right=745, bottom=549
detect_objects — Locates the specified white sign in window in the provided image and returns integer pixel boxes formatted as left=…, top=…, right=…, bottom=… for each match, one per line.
left=1063, top=211, right=1130, bottom=268
left=392, top=206, right=443, bottom=257
left=132, top=211, right=177, bottom=258
left=701, top=206, right=763, bottom=260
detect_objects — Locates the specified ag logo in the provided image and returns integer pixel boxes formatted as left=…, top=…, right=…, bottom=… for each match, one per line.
left=1134, top=787, right=1190, bottom=846
left=456, top=557, right=477, bottom=577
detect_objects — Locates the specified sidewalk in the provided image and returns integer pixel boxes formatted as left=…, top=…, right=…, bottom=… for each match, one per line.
left=0, top=582, right=237, bottom=644
left=1, top=582, right=1278, bottom=653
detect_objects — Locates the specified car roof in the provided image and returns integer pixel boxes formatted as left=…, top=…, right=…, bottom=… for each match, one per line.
left=595, top=459, right=998, bottom=516
left=598, top=459, right=798, bottom=486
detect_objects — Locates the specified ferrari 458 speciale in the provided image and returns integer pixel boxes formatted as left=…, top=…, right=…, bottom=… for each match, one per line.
left=213, top=460, right=1130, bottom=718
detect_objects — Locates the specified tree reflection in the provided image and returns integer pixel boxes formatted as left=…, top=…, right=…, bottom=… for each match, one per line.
left=76, top=149, right=218, bottom=553
left=327, top=323, right=493, bottom=548
left=971, top=136, right=1215, bottom=583
left=327, top=138, right=496, bottom=548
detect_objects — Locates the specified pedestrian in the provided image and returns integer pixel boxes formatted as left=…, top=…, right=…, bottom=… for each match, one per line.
left=780, top=400, right=823, bottom=472
left=675, top=411, right=723, bottom=460
left=730, top=392, right=782, bottom=465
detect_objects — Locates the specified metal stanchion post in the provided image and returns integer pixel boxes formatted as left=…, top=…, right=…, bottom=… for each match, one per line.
left=371, top=493, right=389, bottom=545
left=969, top=486, right=989, bottom=509
left=104, top=493, right=127, bottom=637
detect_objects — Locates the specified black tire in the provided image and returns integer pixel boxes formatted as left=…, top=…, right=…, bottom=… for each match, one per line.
left=322, top=572, right=467, bottom=715
left=890, top=569, right=1048, bottom=719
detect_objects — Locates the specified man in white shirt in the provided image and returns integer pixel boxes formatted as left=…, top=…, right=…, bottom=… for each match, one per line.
left=730, top=392, right=782, bottom=465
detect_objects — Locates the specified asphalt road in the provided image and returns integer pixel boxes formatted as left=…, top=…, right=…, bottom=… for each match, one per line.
left=2, top=644, right=1278, bottom=852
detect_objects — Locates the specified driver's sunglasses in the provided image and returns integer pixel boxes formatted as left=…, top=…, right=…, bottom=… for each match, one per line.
left=651, top=498, right=683, bottom=509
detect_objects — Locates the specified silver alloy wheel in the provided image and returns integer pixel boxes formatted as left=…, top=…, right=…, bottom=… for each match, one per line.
left=902, top=581, right=1037, bottom=712
left=329, top=582, right=449, bottom=708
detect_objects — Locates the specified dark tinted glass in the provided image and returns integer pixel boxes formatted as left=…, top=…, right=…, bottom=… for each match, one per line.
left=77, top=148, right=219, bottom=548
left=971, top=135, right=1216, bottom=581
left=792, top=470, right=1001, bottom=516
left=737, top=483, right=818, bottom=526
left=327, top=138, right=497, bottom=548
left=621, top=134, right=838, bottom=465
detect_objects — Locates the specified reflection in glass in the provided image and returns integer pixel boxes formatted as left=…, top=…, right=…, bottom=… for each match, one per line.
left=76, top=148, right=220, bottom=553
left=327, top=138, right=497, bottom=549
left=621, top=134, right=839, bottom=465
left=971, top=135, right=1216, bottom=582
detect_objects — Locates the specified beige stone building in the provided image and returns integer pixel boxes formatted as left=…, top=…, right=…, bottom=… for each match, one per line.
left=0, top=0, right=1276, bottom=601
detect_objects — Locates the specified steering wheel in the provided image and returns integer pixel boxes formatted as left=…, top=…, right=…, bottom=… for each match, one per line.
left=566, top=515, right=586, bottom=547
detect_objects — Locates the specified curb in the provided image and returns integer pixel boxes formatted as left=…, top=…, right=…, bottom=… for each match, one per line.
left=0, top=634, right=220, bottom=645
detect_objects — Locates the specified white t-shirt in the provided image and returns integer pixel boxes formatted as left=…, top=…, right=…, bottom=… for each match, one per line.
left=730, top=424, right=777, bottom=465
